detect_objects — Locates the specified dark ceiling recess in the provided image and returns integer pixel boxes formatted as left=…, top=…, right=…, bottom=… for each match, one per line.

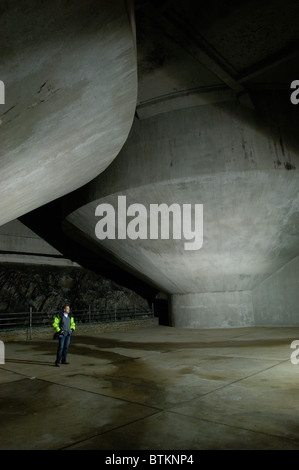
left=19, top=200, right=159, bottom=305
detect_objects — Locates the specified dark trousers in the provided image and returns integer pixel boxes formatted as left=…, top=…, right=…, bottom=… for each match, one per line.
left=56, top=334, right=71, bottom=364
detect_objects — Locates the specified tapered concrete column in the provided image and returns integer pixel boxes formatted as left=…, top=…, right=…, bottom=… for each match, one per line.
left=0, top=0, right=137, bottom=226
left=65, top=94, right=299, bottom=328
left=170, top=292, right=254, bottom=329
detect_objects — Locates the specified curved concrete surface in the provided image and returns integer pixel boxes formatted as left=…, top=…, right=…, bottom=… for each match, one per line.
left=0, top=0, right=137, bottom=226
left=65, top=93, right=299, bottom=327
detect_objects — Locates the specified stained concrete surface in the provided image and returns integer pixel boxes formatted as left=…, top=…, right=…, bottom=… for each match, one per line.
left=1, top=324, right=299, bottom=450
left=65, top=100, right=299, bottom=329
left=0, top=0, right=137, bottom=227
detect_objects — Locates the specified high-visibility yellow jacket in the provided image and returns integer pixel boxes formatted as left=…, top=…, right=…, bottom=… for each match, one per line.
left=52, top=312, right=76, bottom=333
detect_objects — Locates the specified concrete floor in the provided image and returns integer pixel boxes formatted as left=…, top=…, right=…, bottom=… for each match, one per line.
left=1, top=324, right=299, bottom=450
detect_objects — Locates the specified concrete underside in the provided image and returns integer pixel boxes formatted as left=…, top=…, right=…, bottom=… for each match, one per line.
left=1, top=324, right=299, bottom=450
left=0, top=0, right=137, bottom=226
left=65, top=98, right=299, bottom=328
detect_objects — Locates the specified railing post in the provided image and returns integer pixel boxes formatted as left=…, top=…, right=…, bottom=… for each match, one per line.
left=29, top=306, right=32, bottom=340
left=29, top=299, right=34, bottom=340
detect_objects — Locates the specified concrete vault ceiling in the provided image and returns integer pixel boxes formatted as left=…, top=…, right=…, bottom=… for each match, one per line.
left=0, top=0, right=297, bottom=325
left=134, top=0, right=299, bottom=116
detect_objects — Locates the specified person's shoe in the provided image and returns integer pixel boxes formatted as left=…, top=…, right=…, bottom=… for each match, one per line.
left=55, top=362, right=60, bottom=367
left=61, top=361, right=70, bottom=365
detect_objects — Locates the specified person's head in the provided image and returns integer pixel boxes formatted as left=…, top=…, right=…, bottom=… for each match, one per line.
left=63, top=304, right=70, bottom=314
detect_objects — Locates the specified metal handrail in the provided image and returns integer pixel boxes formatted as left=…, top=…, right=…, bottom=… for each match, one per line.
left=0, top=305, right=155, bottom=332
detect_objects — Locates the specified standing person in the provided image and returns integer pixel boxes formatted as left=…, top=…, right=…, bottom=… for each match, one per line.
left=53, top=304, right=76, bottom=367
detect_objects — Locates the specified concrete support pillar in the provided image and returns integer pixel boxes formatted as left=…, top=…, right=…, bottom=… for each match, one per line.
left=170, top=291, right=254, bottom=329
left=0, top=0, right=137, bottom=226
left=252, top=255, right=299, bottom=326
left=64, top=96, right=299, bottom=329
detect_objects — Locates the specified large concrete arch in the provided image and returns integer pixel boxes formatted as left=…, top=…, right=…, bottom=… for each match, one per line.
left=3, top=0, right=298, bottom=329
left=0, top=0, right=137, bottom=226
left=64, top=92, right=299, bottom=327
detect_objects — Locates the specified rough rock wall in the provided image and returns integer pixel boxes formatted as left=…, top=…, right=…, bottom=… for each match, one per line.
left=0, top=264, right=149, bottom=314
